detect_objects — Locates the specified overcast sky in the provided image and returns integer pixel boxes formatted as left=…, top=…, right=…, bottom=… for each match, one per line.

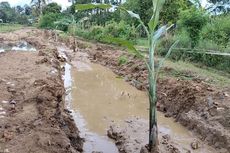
left=0, top=0, right=208, bottom=9
left=0, top=0, right=72, bottom=9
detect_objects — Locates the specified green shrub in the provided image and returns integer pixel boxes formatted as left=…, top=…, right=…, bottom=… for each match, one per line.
left=178, top=7, right=208, bottom=48
left=74, top=26, right=89, bottom=39
left=158, top=30, right=190, bottom=56
left=54, top=18, right=72, bottom=32
left=74, top=20, right=138, bottom=43
left=202, top=15, right=230, bottom=48
left=42, top=2, right=61, bottom=15
left=17, top=15, right=30, bottom=25
left=158, top=32, right=230, bottom=72
left=39, top=13, right=61, bottom=29
left=104, top=20, right=137, bottom=41
left=197, top=40, right=224, bottom=52
left=89, top=25, right=104, bottom=41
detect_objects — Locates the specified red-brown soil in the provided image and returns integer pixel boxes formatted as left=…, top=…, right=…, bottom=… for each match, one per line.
left=0, top=29, right=83, bottom=153
left=0, top=28, right=229, bottom=153
left=65, top=38, right=230, bottom=152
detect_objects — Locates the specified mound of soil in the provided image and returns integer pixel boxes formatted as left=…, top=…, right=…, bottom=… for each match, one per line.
left=107, top=118, right=189, bottom=153
left=0, top=29, right=83, bottom=153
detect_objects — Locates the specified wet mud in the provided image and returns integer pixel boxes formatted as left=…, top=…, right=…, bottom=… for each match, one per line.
left=70, top=59, right=218, bottom=153
left=0, top=29, right=83, bottom=153
left=59, top=36, right=229, bottom=152
left=1, top=28, right=229, bottom=153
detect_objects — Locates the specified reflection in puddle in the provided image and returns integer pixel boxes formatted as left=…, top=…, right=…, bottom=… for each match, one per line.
left=0, top=41, right=36, bottom=53
left=63, top=63, right=118, bottom=153
left=72, top=111, right=118, bottom=153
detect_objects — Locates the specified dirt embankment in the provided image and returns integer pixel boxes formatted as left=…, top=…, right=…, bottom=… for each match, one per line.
left=0, top=29, right=83, bottom=153
left=61, top=38, right=229, bottom=152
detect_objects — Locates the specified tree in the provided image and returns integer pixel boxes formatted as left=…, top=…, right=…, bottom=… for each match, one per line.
left=123, top=0, right=152, bottom=26
left=24, top=4, right=32, bottom=16
left=202, top=15, right=230, bottom=47
left=207, top=0, right=230, bottom=14
left=0, top=2, right=10, bottom=8
left=0, top=2, right=16, bottom=22
left=178, top=7, right=208, bottom=48
left=16, top=5, right=24, bottom=14
left=160, top=0, right=191, bottom=24
left=0, top=9, right=7, bottom=22
left=122, top=0, right=190, bottom=36
left=31, top=0, right=47, bottom=15
left=42, top=2, right=61, bottom=15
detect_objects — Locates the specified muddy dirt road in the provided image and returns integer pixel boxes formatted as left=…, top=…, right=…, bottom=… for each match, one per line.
left=0, top=28, right=229, bottom=153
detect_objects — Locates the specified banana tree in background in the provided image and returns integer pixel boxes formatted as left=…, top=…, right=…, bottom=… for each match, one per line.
left=31, top=0, right=47, bottom=15
left=76, top=0, right=178, bottom=152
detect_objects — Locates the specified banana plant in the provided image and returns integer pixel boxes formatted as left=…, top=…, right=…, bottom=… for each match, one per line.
left=76, top=1, right=178, bottom=151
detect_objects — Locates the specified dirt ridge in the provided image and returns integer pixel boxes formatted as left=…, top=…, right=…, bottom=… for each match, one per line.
left=0, top=29, right=83, bottom=153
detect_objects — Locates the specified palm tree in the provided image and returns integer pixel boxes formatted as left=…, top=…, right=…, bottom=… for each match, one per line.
left=31, top=0, right=47, bottom=15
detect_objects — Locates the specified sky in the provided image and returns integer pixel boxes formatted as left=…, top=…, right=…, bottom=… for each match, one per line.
left=0, top=0, right=72, bottom=9
left=0, top=0, right=208, bottom=9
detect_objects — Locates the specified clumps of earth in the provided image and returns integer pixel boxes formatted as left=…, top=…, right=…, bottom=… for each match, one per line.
left=0, top=28, right=229, bottom=153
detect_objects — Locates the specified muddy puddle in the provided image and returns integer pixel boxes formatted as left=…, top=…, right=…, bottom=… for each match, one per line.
left=63, top=52, right=217, bottom=153
left=0, top=41, right=36, bottom=52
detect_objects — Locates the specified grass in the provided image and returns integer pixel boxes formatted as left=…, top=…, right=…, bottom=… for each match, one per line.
left=136, top=38, right=148, bottom=46
left=76, top=34, right=230, bottom=88
left=0, top=24, right=24, bottom=33
left=70, top=33, right=230, bottom=88
left=160, top=59, right=230, bottom=88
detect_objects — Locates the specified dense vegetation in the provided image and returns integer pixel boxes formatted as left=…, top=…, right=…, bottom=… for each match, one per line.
left=1, top=0, right=229, bottom=151
left=1, top=0, right=229, bottom=73
left=0, top=2, right=32, bottom=25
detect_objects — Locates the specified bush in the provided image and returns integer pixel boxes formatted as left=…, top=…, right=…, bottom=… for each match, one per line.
left=158, top=30, right=190, bottom=57
left=178, top=7, right=208, bottom=48
left=42, top=3, right=61, bottom=15
left=74, top=26, right=90, bottom=39
left=202, top=15, right=230, bottom=48
left=197, top=40, right=225, bottom=52
left=89, top=26, right=104, bottom=41
left=74, top=20, right=138, bottom=43
left=16, top=15, right=30, bottom=25
left=39, top=13, right=61, bottom=29
left=55, top=18, right=72, bottom=32
left=158, top=32, right=230, bottom=72
left=104, top=20, right=137, bottom=41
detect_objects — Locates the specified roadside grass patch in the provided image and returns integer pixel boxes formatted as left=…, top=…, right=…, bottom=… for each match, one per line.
left=0, top=24, right=24, bottom=33
left=161, top=59, right=230, bottom=87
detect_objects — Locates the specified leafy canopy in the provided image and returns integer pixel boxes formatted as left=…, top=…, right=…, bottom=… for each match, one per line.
left=178, top=7, right=208, bottom=48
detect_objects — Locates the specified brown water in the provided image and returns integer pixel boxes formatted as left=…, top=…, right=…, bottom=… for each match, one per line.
left=63, top=52, right=217, bottom=153
left=0, top=41, right=36, bottom=53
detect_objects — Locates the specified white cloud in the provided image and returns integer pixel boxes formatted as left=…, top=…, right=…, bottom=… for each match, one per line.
left=0, top=0, right=72, bottom=9
left=48, top=0, right=72, bottom=9
left=0, top=0, right=30, bottom=6
left=1, top=0, right=208, bottom=9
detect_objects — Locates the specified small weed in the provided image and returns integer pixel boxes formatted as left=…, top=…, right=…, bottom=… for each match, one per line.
left=118, top=55, right=128, bottom=66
